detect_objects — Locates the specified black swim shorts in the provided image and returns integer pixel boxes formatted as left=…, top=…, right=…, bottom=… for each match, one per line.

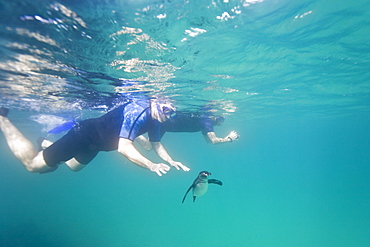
left=43, top=104, right=126, bottom=167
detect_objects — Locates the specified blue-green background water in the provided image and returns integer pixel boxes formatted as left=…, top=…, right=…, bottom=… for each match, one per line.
left=1, top=0, right=370, bottom=246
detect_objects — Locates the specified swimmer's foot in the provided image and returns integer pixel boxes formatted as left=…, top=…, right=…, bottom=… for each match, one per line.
left=0, top=107, right=9, bottom=117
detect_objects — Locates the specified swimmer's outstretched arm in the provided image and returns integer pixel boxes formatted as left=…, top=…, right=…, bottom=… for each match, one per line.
left=134, top=135, right=153, bottom=150
left=151, top=141, right=190, bottom=172
left=118, top=138, right=170, bottom=176
left=205, top=131, right=239, bottom=144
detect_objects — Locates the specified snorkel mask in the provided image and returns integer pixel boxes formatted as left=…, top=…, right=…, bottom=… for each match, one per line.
left=214, top=115, right=225, bottom=126
left=151, top=100, right=176, bottom=123
left=162, top=105, right=177, bottom=119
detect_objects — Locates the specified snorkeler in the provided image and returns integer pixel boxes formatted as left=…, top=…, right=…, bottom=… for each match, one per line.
left=0, top=99, right=190, bottom=176
left=135, top=111, right=239, bottom=151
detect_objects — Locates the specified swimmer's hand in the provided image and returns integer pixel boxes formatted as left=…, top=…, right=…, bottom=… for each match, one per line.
left=169, top=161, right=190, bottom=172
left=227, top=131, right=239, bottom=142
left=149, top=163, right=170, bottom=176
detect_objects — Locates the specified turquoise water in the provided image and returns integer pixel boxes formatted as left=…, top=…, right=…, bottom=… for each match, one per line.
left=1, top=0, right=370, bottom=246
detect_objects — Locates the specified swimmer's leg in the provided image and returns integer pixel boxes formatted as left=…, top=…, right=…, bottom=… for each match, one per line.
left=38, top=138, right=86, bottom=172
left=0, top=109, right=54, bottom=173
left=38, top=137, right=53, bottom=150
left=65, top=158, right=86, bottom=171
left=65, top=149, right=98, bottom=172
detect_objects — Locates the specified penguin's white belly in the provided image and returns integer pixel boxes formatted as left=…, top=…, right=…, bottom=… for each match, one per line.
left=193, top=182, right=208, bottom=197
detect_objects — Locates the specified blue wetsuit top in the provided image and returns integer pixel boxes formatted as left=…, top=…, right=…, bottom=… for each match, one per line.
left=120, top=100, right=162, bottom=142
left=160, top=112, right=214, bottom=137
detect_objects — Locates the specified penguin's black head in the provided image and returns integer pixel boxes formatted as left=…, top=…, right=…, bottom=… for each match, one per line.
left=199, top=171, right=211, bottom=178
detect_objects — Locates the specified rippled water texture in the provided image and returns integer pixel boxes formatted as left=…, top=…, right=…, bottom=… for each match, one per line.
left=1, top=0, right=370, bottom=119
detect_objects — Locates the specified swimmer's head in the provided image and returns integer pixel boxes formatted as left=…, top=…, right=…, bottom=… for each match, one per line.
left=151, top=100, right=176, bottom=123
left=211, top=115, right=225, bottom=126
left=162, top=105, right=177, bottom=119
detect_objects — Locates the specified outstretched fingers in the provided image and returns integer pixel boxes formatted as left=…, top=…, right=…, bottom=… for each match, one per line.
left=229, top=131, right=239, bottom=141
left=170, top=161, right=190, bottom=172
left=150, top=163, right=170, bottom=176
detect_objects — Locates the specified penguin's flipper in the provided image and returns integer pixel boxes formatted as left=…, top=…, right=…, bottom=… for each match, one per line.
left=182, top=185, right=193, bottom=203
left=193, top=196, right=196, bottom=202
left=208, top=179, right=223, bottom=186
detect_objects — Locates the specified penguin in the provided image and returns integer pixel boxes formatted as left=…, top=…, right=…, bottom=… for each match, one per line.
left=182, top=171, right=223, bottom=203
